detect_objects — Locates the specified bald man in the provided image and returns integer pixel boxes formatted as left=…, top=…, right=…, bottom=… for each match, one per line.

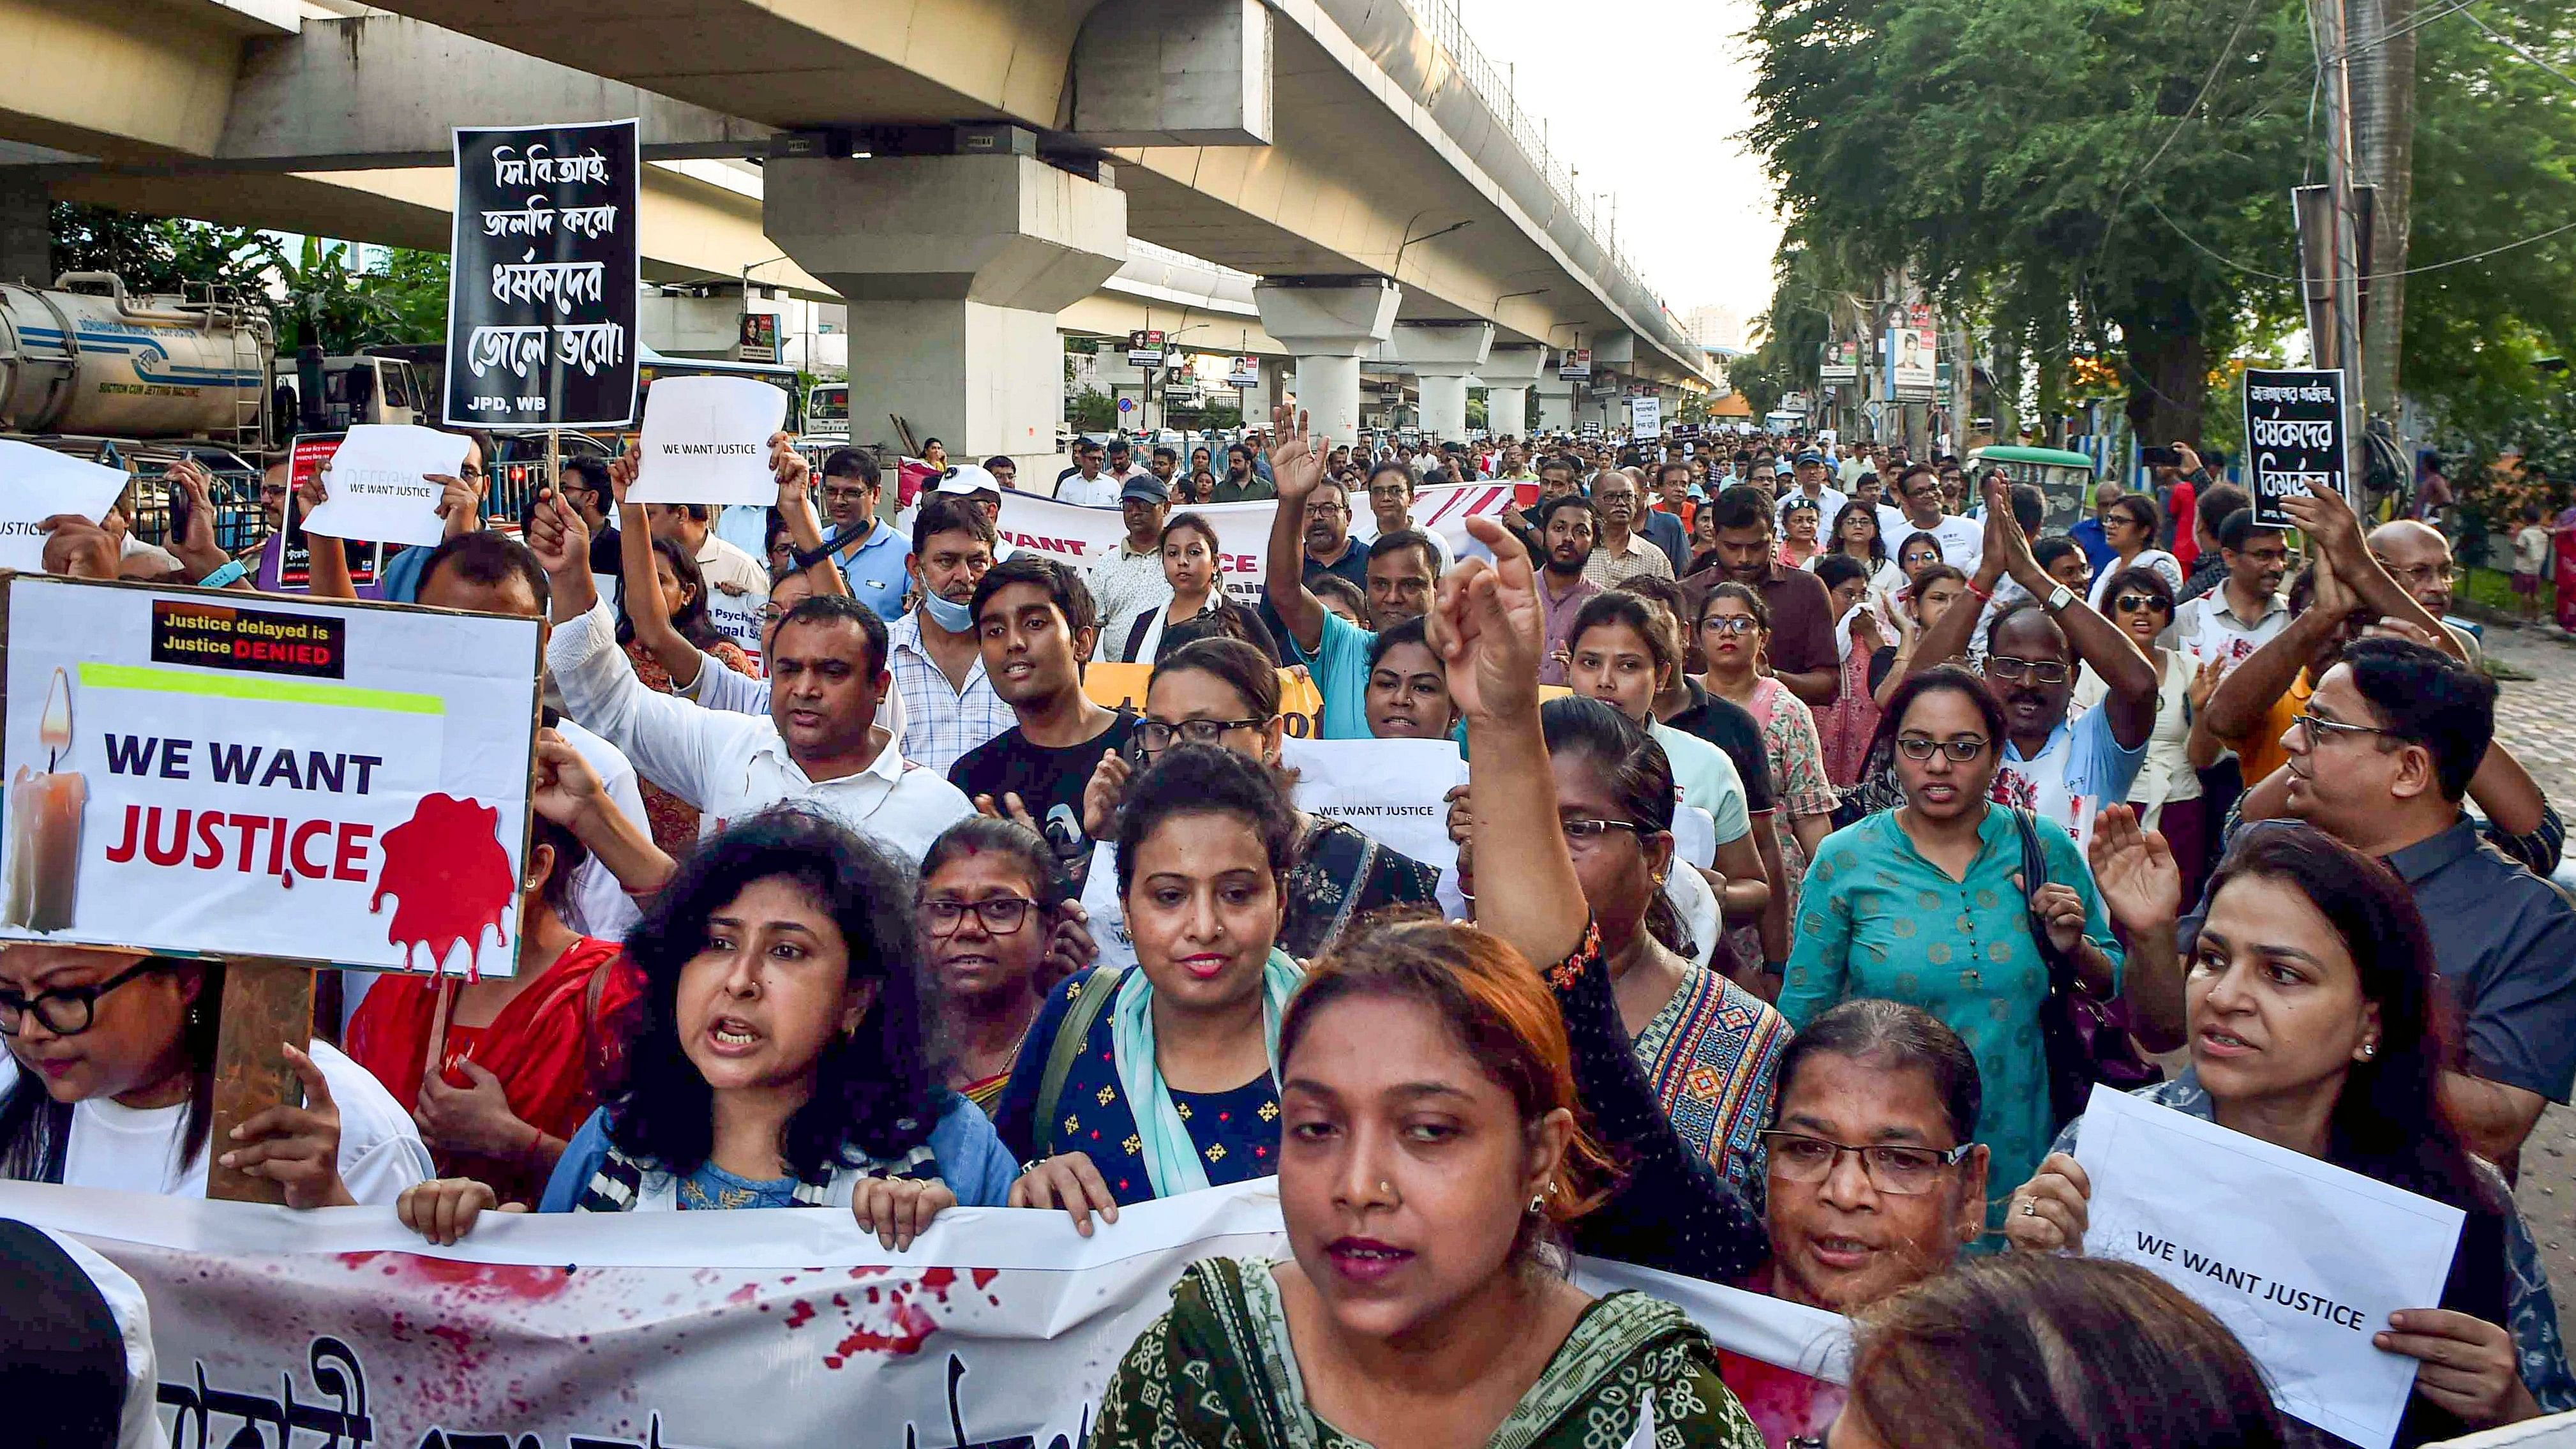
left=2369, top=519, right=2481, bottom=663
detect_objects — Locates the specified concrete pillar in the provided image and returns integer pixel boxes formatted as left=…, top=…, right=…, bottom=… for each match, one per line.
left=1474, top=345, right=1547, bottom=442
left=1252, top=276, right=1401, bottom=444
left=0, top=170, right=50, bottom=288
left=1536, top=375, right=1575, bottom=433
left=764, top=151, right=1127, bottom=470
left=1391, top=320, right=1492, bottom=444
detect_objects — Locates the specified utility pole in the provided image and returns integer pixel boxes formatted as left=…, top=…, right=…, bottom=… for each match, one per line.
left=2303, top=0, right=2370, bottom=495
left=2349, top=0, right=2415, bottom=418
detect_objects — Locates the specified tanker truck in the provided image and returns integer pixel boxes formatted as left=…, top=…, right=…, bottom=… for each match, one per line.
left=0, top=272, right=276, bottom=452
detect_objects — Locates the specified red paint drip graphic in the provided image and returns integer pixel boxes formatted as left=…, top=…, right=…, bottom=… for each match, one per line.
left=370, top=793, right=515, bottom=979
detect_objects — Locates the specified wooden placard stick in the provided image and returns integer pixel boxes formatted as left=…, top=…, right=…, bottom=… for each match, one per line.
left=206, top=957, right=314, bottom=1205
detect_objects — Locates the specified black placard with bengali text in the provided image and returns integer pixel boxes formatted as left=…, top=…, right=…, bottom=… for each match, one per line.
left=444, top=119, right=640, bottom=430
left=2242, top=367, right=2347, bottom=527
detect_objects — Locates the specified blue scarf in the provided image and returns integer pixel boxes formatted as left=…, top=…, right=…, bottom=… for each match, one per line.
left=1108, top=948, right=1303, bottom=1198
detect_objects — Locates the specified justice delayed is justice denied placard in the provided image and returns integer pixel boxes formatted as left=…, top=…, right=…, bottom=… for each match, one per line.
left=0, top=574, right=543, bottom=978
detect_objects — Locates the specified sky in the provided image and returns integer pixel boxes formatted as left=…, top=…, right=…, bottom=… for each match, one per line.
left=1456, top=0, right=1786, bottom=342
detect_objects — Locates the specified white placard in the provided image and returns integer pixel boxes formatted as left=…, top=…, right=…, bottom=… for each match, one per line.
left=0, top=576, right=542, bottom=977
left=627, top=374, right=790, bottom=506
left=0, top=440, right=130, bottom=571
left=306, top=424, right=470, bottom=546
left=2074, top=1083, right=2466, bottom=1448
left=1282, top=735, right=1469, bottom=871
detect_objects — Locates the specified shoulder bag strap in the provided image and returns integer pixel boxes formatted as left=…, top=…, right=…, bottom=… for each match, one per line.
left=1031, top=966, right=1127, bottom=1161
left=2009, top=806, right=2076, bottom=992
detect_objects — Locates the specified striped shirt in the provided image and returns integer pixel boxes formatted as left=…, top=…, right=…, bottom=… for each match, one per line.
left=885, top=608, right=1014, bottom=777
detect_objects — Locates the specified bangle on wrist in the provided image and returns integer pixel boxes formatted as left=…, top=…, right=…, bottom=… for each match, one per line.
left=1964, top=579, right=1993, bottom=603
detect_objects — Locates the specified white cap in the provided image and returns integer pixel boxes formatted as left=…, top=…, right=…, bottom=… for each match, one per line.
left=933, top=463, right=1003, bottom=496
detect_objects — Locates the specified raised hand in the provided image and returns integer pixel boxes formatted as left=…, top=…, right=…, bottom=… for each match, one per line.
left=2005, top=1152, right=2092, bottom=1254
left=2280, top=484, right=2366, bottom=570
left=771, top=432, right=812, bottom=510
left=1425, top=515, right=1544, bottom=723
left=1268, top=403, right=1328, bottom=506
left=2086, top=803, right=2182, bottom=937
left=530, top=728, right=607, bottom=827
left=521, top=488, right=588, bottom=579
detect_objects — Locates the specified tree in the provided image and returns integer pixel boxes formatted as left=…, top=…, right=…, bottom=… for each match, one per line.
left=269, top=237, right=448, bottom=353
left=2395, top=0, right=2576, bottom=446
left=49, top=204, right=272, bottom=296
left=1748, top=0, right=2311, bottom=443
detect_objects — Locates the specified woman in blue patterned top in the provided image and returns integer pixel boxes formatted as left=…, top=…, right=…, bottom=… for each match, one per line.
left=996, top=744, right=1305, bottom=1226
left=395, top=808, right=1015, bottom=1247
left=2006, top=823, right=2575, bottom=1445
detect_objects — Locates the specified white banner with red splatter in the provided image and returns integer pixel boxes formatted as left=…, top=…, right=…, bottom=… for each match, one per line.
left=0, top=1177, right=1848, bottom=1449
left=992, top=481, right=1532, bottom=613
left=0, top=574, right=543, bottom=978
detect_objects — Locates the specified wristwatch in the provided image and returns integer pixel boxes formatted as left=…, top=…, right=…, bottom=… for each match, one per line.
left=2044, top=582, right=2078, bottom=612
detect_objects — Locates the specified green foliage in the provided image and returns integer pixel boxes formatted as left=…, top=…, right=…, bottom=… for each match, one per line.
left=50, top=204, right=450, bottom=355
left=49, top=204, right=271, bottom=296
left=1068, top=387, right=1117, bottom=432
left=1748, top=0, right=2311, bottom=440
left=2400, top=0, right=2576, bottom=444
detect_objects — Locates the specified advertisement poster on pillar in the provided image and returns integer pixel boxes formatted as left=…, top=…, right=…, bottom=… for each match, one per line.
left=1558, top=348, right=1592, bottom=381
left=0, top=575, right=543, bottom=979
left=445, top=118, right=641, bottom=430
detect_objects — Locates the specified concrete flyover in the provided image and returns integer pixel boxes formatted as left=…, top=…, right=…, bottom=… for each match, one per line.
left=1, top=0, right=1707, bottom=460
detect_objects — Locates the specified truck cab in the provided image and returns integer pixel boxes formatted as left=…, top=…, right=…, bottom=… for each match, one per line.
left=270, top=355, right=426, bottom=433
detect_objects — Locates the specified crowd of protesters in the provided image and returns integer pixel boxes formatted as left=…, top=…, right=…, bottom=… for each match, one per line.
left=3, top=401, right=2572, bottom=1449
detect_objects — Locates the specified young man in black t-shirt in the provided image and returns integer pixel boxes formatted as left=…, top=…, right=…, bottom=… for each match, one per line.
left=947, top=554, right=1136, bottom=879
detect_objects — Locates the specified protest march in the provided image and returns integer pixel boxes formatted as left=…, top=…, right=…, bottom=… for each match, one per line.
left=1, top=51, right=2573, bottom=1448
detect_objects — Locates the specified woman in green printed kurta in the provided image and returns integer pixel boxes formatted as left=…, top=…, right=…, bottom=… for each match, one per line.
left=1091, top=484, right=1760, bottom=1449
left=1778, top=666, right=2122, bottom=1236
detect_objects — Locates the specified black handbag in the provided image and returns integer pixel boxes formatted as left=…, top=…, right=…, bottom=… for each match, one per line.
left=2009, top=807, right=2156, bottom=1130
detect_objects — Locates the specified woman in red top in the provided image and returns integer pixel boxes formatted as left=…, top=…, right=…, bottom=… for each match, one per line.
left=347, top=813, right=641, bottom=1205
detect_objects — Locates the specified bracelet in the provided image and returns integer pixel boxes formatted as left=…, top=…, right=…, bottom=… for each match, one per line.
left=195, top=559, right=249, bottom=590
left=1963, top=580, right=1993, bottom=603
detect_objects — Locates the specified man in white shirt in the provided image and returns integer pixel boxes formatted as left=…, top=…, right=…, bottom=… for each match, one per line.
left=1887, top=462, right=1983, bottom=574
left=1053, top=438, right=1119, bottom=507
left=1774, top=449, right=1848, bottom=534
left=645, top=501, right=769, bottom=659
left=1091, top=474, right=1175, bottom=657
left=2171, top=508, right=2291, bottom=670
left=525, top=494, right=974, bottom=862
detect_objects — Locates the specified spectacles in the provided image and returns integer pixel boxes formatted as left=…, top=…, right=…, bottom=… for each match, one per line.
left=821, top=485, right=875, bottom=504
left=2381, top=561, right=2456, bottom=587
left=918, top=896, right=1038, bottom=936
left=1139, top=717, right=1270, bottom=753
left=460, top=465, right=488, bottom=480
left=2293, top=712, right=2395, bottom=750
left=1700, top=615, right=1760, bottom=637
left=1896, top=735, right=1988, bottom=762
left=2111, top=593, right=2171, bottom=615
left=1560, top=817, right=1643, bottom=848
left=1760, top=1130, right=1971, bottom=1195
left=1986, top=656, right=2071, bottom=684
left=0, top=958, right=165, bottom=1037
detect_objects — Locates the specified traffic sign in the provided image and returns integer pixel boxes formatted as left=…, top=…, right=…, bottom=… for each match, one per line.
left=1116, top=397, right=1135, bottom=414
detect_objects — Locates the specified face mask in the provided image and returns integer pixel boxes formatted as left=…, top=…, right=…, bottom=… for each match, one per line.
left=919, top=589, right=976, bottom=633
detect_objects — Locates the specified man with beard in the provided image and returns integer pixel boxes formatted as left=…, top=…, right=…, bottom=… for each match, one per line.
left=2171, top=508, right=2291, bottom=672
left=948, top=553, right=1135, bottom=875
left=1211, top=441, right=1271, bottom=502
left=1909, top=477, right=2158, bottom=843
left=1682, top=486, right=1841, bottom=705
left=1533, top=492, right=1603, bottom=687
left=1518, top=453, right=1584, bottom=534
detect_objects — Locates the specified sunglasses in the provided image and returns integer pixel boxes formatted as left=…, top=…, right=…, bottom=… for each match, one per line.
left=2111, top=592, right=2171, bottom=614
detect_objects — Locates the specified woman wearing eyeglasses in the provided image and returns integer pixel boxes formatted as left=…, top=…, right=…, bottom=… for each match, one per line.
left=2083, top=493, right=2182, bottom=612
left=1779, top=666, right=2123, bottom=1235
left=1778, top=496, right=1825, bottom=571
left=0, top=947, right=430, bottom=1205
left=919, top=816, right=1082, bottom=1115
left=2073, top=565, right=2217, bottom=907
left=1696, top=583, right=1840, bottom=979
left=1079, top=638, right=1440, bottom=965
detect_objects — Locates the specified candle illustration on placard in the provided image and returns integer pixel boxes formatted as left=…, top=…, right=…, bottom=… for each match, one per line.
left=6, top=668, right=85, bottom=931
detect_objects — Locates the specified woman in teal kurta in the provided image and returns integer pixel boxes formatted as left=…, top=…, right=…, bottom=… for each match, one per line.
left=1779, top=666, right=2122, bottom=1236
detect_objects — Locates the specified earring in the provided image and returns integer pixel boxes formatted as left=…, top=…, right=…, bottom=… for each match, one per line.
left=2359, top=1041, right=2378, bottom=1060
left=1527, top=1194, right=1546, bottom=1215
